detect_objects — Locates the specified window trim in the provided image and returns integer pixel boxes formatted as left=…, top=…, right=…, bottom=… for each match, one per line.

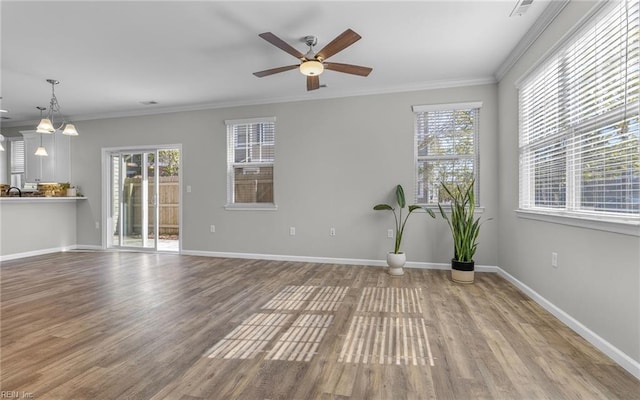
left=224, top=116, right=276, bottom=209
left=412, top=101, right=482, bottom=206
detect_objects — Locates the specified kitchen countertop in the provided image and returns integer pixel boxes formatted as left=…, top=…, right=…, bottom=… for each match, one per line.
left=0, top=196, right=87, bottom=203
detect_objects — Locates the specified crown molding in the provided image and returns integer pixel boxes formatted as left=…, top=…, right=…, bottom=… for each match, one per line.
left=495, top=0, right=570, bottom=81
left=0, top=76, right=497, bottom=128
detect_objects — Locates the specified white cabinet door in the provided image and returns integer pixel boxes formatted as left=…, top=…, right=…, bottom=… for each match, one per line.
left=23, top=132, right=45, bottom=183
left=21, top=131, right=70, bottom=183
left=53, top=133, right=70, bottom=183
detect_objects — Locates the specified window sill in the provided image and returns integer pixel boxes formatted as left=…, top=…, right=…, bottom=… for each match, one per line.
left=516, top=209, right=640, bottom=236
left=225, top=204, right=278, bottom=211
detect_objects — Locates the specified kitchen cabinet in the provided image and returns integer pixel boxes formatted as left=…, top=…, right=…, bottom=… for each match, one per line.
left=21, top=130, right=70, bottom=183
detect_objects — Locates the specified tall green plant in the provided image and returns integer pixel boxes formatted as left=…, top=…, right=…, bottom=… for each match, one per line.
left=437, top=180, right=481, bottom=262
left=374, top=184, right=435, bottom=254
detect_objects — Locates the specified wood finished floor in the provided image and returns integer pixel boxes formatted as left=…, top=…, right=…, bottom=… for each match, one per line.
left=1, top=252, right=638, bottom=399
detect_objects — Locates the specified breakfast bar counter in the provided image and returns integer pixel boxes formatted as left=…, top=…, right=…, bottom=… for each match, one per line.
left=0, top=197, right=87, bottom=260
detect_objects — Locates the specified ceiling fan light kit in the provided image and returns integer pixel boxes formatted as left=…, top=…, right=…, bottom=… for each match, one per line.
left=254, top=28, right=372, bottom=91
left=299, top=60, right=324, bottom=76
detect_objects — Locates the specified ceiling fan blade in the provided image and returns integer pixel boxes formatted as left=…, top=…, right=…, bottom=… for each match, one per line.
left=307, top=75, right=320, bottom=91
left=324, top=62, right=372, bottom=77
left=253, top=65, right=299, bottom=77
left=315, top=29, right=361, bottom=61
left=258, top=32, right=305, bottom=59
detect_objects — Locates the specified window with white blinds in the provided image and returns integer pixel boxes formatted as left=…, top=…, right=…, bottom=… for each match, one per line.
left=10, top=139, right=24, bottom=173
left=519, top=0, right=639, bottom=220
left=10, top=139, right=25, bottom=188
left=413, top=102, right=481, bottom=205
left=225, top=117, right=276, bottom=208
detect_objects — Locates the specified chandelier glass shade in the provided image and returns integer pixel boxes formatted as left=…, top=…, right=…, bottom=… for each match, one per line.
left=36, top=79, right=79, bottom=136
left=35, top=145, right=48, bottom=157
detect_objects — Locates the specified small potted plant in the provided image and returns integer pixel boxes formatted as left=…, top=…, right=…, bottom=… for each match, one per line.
left=374, top=184, right=435, bottom=276
left=60, top=182, right=76, bottom=197
left=437, top=179, right=485, bottom=283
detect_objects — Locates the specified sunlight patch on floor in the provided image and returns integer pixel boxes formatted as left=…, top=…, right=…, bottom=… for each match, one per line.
left=266, top=314, right=334, bottom=361
left=207, top=313, right=292, bottom=359
left=339, top=316, right=434, bottom=366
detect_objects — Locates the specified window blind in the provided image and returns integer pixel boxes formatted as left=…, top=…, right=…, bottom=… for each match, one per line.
left=10, top=139, right=24, bottom=173
left=225, top=118, right=276, bottom=205
left=414, top=104, right=480, bottom=204
left=519, top=0, right=639, bottom=217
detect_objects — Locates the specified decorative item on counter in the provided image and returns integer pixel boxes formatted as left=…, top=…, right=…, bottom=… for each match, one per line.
left=59, top=182, right=76, bottom=197
left=0, top=184, right=9, bottom=196
left=60, top=182, right=78, bottom=197
left=37, top=183, right=63, bottom=197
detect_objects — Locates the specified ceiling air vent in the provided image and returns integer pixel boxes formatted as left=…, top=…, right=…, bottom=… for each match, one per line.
left=510, top=0, right=533, bottom=17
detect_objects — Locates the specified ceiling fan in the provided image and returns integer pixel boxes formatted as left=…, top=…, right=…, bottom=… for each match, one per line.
left=253, top=29, right=372, bottom=91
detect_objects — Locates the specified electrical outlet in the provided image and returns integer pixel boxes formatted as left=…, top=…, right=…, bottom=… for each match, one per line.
left=210, top=224, right=215, bottom=233
left=387, top=229, right=394, bottom=238
left=330, top=227, right=336, bottom=236
left=551, top=252, right=558, bottom=268
left=289, top=227, right=296, bottom=236
left=95, top=221, right=100, bottom=230
left=186, top=185, right=192, bottom=193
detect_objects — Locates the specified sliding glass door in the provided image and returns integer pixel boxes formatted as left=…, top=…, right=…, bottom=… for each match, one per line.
left=108, top=148, right=180, bottom=252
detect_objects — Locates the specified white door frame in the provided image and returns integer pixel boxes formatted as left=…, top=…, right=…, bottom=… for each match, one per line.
left=101, top=144, right=182, bottom=252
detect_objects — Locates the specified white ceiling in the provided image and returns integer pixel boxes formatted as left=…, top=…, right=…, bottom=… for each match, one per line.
left=1, top=0, right=552, bottom=127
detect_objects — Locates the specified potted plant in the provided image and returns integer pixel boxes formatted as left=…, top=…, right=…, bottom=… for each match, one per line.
left=374, top=184, right=435, bottom=276
left=60, top=182, right=76, bottom=197
left=437, top=179, right=484, bottom=283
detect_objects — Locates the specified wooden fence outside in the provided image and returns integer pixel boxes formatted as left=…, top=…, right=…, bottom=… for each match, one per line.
left=124, top=176, right=179, bottom=236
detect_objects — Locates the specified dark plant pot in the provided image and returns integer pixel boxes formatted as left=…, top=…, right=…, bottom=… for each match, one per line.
left=451, top=259, right=475, bottom=283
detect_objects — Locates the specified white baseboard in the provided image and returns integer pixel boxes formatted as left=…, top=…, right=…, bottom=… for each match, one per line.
left=181, top=249, right=386, bottom=267
left=0, top=245, right=77, bottom=262
left=496, top=267, right=640, bottom=380
left=181, top=249, right=500, bottom=272
left=72, top=245, right=105, bottom=252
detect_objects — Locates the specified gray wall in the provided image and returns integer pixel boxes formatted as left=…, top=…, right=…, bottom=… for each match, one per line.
left=69, top=84, right=499, bottom=265
left=497, top=0, right=640, bottom=363
left=1, top=200, right=77, bottom=256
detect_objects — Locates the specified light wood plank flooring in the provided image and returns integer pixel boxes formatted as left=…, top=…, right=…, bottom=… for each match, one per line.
left=1, top=252, right=638, bottom=399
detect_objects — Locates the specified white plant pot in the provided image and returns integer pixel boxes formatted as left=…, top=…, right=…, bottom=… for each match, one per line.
left=386, top=252, right=406, bottom=276
left=66, top=188, right=77, bottom=197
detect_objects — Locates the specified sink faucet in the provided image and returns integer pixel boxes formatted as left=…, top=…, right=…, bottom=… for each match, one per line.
left=6, top=187, right=22, bottom=197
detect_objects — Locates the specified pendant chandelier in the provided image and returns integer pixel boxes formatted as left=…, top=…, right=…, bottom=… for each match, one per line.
left=35, top=107, right=48, bottom=156
left=36, top=79, right=79, bottom=136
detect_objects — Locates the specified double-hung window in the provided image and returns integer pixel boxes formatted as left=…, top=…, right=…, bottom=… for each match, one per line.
left=518, top=0, right=639, bottom=227
left=413, top=102, right=481, bottom=205
left=225, top=117, right=276, bottom=208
